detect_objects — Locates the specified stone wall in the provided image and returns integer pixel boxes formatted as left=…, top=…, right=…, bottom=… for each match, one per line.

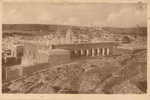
left=48, top=49, right=71, bottom=66
left=21, top=43, right=49, bottom=66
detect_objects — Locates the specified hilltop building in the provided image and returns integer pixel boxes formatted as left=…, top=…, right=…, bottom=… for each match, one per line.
left=65, top=28, right=74, bottom=44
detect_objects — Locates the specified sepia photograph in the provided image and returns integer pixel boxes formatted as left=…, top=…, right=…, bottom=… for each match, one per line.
left=2, top=2, right=147, bottom=94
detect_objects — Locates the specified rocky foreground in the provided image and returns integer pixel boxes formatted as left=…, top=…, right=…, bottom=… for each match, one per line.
left=3, top=49, right=147, bottom=94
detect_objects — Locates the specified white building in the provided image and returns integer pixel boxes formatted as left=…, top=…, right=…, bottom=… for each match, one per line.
left=65, top=28, right=74, bottom=44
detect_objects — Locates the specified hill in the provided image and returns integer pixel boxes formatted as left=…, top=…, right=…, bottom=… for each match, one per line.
left=2, top=24, right=147, bottom=37
left=102, top=27, right=147, bottom=36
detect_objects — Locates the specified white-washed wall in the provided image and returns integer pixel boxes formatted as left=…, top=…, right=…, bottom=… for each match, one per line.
left=21, top=43, right=49, bottom=66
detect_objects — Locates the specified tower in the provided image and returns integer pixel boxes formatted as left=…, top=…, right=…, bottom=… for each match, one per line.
left=66, top=28, right=73, bottom=44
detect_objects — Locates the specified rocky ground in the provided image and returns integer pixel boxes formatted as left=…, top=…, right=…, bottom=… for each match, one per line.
left=2, top=48, right=147, bottom=94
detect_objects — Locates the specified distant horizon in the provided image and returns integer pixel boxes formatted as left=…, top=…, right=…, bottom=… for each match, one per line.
left=2, top=23, right=147, bottom=29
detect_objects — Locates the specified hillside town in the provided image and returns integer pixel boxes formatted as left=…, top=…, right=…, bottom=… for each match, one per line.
left=2, top=24, right=147, bottom=94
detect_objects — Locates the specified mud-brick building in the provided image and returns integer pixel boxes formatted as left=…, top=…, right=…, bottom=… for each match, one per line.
left=2, top=44, right=24, bottom=66
left=2, top=44, right=24, bottom=82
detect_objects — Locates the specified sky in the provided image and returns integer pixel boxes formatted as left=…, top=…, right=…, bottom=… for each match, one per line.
left=3, top=2, right=147, bottom=27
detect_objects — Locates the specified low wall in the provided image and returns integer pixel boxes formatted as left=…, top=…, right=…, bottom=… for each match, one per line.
left=48, top=49, right=71, bottom=66
left=112, top=48, right=133, bottom=56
